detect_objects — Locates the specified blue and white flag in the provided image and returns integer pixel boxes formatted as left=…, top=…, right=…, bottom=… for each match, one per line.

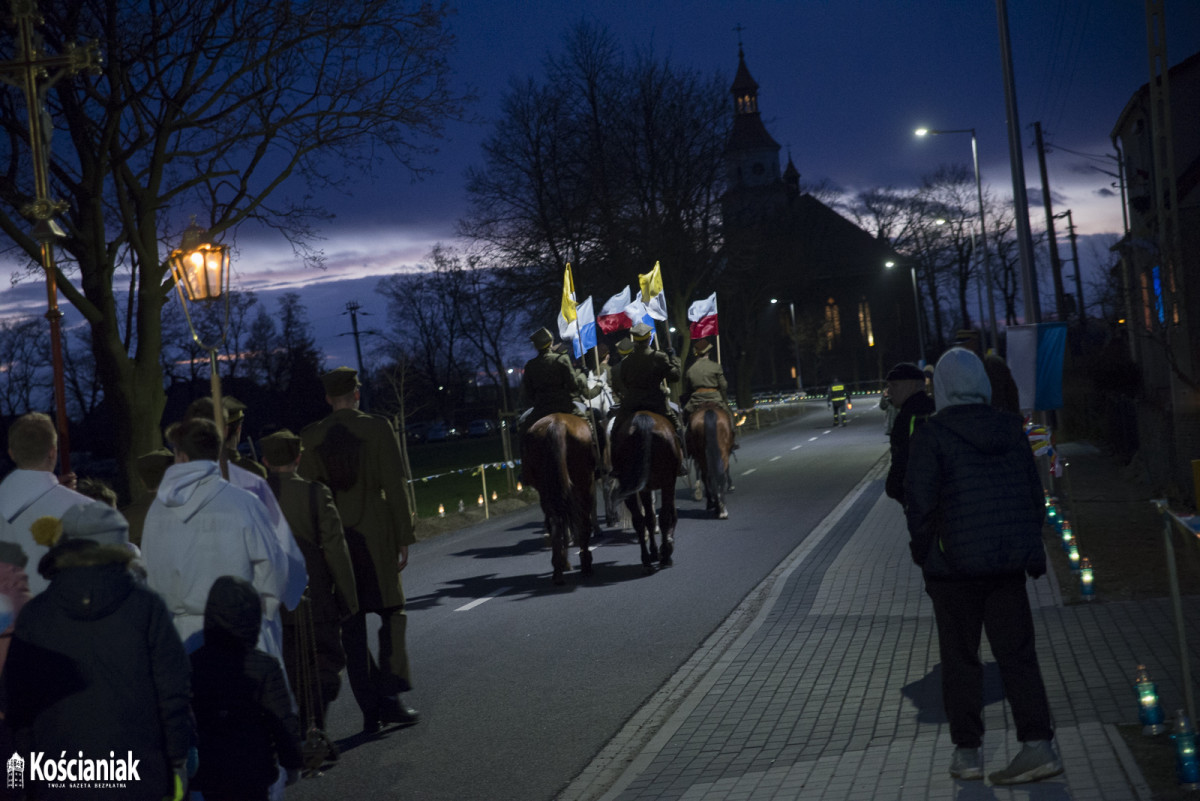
left=623, top=295, right=657, bottom=344
left=1007, top=322, right=1067, bottom=411
left=573, top=296, right=597, bottom=358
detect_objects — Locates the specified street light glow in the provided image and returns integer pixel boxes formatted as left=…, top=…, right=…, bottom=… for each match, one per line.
left=914, top=128, right=929, bottom=137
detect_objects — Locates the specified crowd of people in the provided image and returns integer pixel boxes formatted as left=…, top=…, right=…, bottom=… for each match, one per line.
left=0, top=366, right=415, bottom=800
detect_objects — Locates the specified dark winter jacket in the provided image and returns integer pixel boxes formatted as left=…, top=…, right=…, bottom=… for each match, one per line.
left=189, top=575, right=302, bottom=796
left=5, top=543, right=193, bottom=800
left=904, top=348, right=1046, bottom=580
left=885, top=389, right=936, bottom=503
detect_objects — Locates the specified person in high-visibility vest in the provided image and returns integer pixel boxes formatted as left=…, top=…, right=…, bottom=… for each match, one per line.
left=827, top=380, right=848, bottom=426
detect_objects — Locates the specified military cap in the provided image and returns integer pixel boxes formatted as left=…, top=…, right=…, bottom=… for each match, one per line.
left=692, top=338, right=712, bottom=356
left=135, top=448, right=175, bottom=490
left=259, top=428, right=303, bottom=466
left=615, top=337, right=634, bottom=355
left=886, top=362, right=925, bottom=382
left=321, top=366, right=360, bottom=397
left=631, top=321, right=654, bottom=341
left=185, top=396, right=245, bottom=425
left=530, top=327, right=554, bottom=350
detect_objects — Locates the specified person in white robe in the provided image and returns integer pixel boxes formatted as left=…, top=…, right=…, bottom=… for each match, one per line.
left=0, top=412, right=97, bottom=596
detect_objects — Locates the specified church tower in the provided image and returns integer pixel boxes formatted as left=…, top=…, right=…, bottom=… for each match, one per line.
left=724, top=47, right=782, bottom=189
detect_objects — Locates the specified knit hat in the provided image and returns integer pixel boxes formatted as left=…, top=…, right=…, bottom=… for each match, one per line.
left=32, top=503, right=131, bottom=549
left=321, top=366, right=360, bottom=397
left=259, top=428, right=303, bottom=466
left=886, top=362, right=924, bottom=382
left=933, top=347, right=992, bottom=409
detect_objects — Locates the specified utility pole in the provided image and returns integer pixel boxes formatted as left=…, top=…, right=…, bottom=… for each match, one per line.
left=342, top=301, right=371, bottom=412
left=1034, top=122, right=1068, bottom=321
left=1054, top=209, right=1083, bottom=322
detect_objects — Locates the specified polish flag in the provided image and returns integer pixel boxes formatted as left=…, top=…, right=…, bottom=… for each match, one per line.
left=597, top=286, right=633, bottom=334
left=688, top=292, right=718, bottom=338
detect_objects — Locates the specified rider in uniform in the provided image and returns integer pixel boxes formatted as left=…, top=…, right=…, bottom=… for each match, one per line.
left=517, top=327, right=595, bottom=481
left=610, top=322, right=685, bottom=469
left=682, top=338, right=737, bottom=448
left=827, top=378, right=848, bottom=426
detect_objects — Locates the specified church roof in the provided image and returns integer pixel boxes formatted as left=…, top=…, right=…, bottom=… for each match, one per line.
left=731, top=48, right=759, bottom=95
left=726, top=113, right=780, bottom=154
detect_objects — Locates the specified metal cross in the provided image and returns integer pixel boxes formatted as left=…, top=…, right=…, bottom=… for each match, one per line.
left=0, top=0, right=101, bottom=474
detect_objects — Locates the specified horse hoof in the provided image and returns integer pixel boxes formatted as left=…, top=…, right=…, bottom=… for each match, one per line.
left=717, top=508, right=728, bottom=520
left=642, top=563, right=657, bottom=575
left=726, top=484, right=735, bottom=493
left=692, top=482, right=703, bottom=501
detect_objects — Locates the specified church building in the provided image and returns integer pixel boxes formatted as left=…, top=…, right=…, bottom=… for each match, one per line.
left=720, top=47, right=920, bottom=398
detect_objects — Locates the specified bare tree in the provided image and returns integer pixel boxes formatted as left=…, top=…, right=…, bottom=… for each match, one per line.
left=0, top=317, right=49, bottom=416
left=0, top=0, right=468, bottom=490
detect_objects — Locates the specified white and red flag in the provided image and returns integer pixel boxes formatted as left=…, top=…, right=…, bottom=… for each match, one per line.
left=688, top=292, right=718, bottom=338
left=597, top=286, right=633, bottom=334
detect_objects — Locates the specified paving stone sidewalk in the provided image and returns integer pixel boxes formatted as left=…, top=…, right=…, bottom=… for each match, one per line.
left=567, top=458, right=1200, bottom=801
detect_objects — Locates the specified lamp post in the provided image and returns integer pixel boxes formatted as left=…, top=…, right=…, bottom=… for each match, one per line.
left=915, top=127, right=1000, bottom=352
left=770, top=299, right=803, bottom=395
left=886, top=261, right=926, bottom=366
left=168, top=221, right=232, bottom=477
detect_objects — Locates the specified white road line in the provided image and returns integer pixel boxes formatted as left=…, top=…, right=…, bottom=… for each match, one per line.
left=454, top=587, right=510, bottom=612
left=769, top=456, right=781, bottom=462
left=811, top=436, right=821, bottom=441
left=791, top=445, right=802, bottom=451
left=741, top=468, right=757, bottom=477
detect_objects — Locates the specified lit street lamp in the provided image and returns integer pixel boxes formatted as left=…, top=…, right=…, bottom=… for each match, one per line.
left=886, top=261, right=925, bottom=366
left=915, top=127, right=1000, bottom=352
left=168, top=221, right=232, bottom=476
left=770, top=298, right=803, bottom=395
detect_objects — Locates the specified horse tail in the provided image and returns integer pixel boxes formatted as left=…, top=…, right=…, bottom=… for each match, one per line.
left=704, top=408, right=725, bottom=493
left=616, top=413, right=654, bottom=500
left=542, top=418, right=575, bottom=522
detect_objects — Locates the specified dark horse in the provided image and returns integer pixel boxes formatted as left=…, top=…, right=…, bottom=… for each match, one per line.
left=610, top=411, right=680, bottom=573
left=685, top=402, right=734, bottom=519
left=523, top=413, right=596, bottom=585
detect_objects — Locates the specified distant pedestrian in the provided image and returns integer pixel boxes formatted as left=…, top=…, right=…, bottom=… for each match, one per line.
left=0, top=412, right=98, bottom=596
left=4, top=504, right=193, bottom=801
left=904, top=347, right=1062, bottom=785
left=190, top=575, right=303, bottom=801
left=883, top=362, right=935, bottom=505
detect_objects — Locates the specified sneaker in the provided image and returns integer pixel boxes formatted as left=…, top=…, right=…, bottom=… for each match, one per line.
left=988, top=740, right=1063, bottom=785
left=949, top=747, right=983, bottom=780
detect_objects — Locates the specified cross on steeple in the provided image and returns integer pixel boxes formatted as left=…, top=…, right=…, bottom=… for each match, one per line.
left=734, top=23, right=744, bottom=50
left=0, top=0, right=102, bottom=475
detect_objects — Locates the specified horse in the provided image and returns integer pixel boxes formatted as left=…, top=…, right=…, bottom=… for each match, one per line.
left=522, top=413, right=596, bottom=585
left=685, top=402, right=734, bottom=519
left=609, top=410, right=681, bottom=574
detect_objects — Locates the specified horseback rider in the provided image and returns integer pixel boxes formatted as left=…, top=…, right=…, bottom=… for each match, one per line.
left=583, top=344, right=615, bottom=461
left=518, top=327, right=597, bottom=482
left=610, top=322, right=686, bottom=472
left=682, top=338, right=738, bottom=449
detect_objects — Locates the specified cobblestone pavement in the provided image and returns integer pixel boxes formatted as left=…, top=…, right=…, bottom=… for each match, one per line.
left=563, top=457, right=1200, bottom=801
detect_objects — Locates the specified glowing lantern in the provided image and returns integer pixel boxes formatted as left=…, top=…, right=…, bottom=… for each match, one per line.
left=1135, top=665, right=1166, bottom=734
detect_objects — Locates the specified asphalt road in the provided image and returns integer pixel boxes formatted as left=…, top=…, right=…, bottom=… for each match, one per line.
left=288, top=401, right=888, bottom=801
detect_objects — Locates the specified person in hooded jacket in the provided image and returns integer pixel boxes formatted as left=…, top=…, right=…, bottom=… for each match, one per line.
left=141, top=418, right=287, bottom=656
left=190, top=575, right=303, bottom=801
left=883, top=362, right=936, bottom=505
left=904, top=348, right=1061, bottom=786
left=4, top=504, right=193, bottom=801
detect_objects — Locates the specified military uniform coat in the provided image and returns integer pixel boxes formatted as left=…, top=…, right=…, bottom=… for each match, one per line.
left=683, top=355, right=730, bottom=415
left=615, top=346, right=680, bottom=413
left=270, top=472, right=358, bottom=622
left=521, top=350, right=588, bottom=418
left=299, top=408, right=414, bottom=612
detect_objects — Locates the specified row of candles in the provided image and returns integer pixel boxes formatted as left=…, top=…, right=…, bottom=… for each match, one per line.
left=1044, top=494, right=1094, bottom=600
left=437, top=483, right=525, bottom=517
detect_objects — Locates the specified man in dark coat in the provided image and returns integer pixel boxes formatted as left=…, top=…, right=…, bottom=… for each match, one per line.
left=904, top=347, right=1061, bottom=785
left=5, top=504, right=193, bottom=801
left=611, top=322, right=682, bottom=433
left=261, top=428, right=358, bottom=734
left=298, top=367, right=419, bottom=734
left=682, top=338, right=736, bottom=447
left=518, top=327, right=595, bottom=479
left=884, top=362, right=936, bottom=505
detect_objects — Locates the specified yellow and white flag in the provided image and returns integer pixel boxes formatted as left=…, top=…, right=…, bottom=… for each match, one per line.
left=557, top=263, right=578, bottom=341
left=638, top=261, right=668, bottom=321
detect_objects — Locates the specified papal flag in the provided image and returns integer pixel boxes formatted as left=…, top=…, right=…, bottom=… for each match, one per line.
left=1006, top=322, right=1067, bottom=411
left=687, top=292, right=718, bottom=338
left=557, top=263, right=577, bottom=342
left=638, top=261, right=668, bottom=321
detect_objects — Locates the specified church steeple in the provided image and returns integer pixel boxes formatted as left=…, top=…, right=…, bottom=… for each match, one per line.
left=724, top=46, right=781, bottom=189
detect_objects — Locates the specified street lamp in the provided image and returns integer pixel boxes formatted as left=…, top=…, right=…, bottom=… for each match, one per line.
left=886, top=261, right=926, bottom=365
left=770, top=298, right=803, bottom=395
left=168, top=221, right=232, bottom=475
left=915, top=127, right=1000, bottom=352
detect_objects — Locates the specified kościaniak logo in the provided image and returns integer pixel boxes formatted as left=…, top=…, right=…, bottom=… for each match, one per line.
left=9, top=751, right=140, bottom=791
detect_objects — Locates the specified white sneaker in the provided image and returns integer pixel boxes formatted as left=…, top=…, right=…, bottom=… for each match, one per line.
left=949, top=747, right=983, bottom=780
left=988, top=740, right=1063, bottom=785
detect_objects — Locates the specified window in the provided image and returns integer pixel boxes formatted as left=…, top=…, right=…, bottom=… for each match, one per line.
left=824, top=299, right=841, bottom=350
left=858, top=299, right=874, bottom=347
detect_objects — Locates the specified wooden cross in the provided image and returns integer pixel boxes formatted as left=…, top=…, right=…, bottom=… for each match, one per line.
left=0, top=0, right=102, bottom=475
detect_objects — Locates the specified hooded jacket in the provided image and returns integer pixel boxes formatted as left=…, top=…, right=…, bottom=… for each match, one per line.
left=142, top=460, right=286, bottom=654
left=904, top=348, right=1046, bottom=579
left=190, top=576, right=302, bottom=795
left=4, top=543, right=193, bottom=800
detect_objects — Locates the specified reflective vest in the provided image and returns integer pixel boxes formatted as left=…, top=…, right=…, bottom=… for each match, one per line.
left=829, top=384, right=847, bottom=403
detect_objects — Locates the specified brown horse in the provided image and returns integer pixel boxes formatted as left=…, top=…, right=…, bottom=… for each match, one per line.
left=523, top=413, right=596, bottom=585
left=610, top=411, right=680, bottom=573
left=685, top=402, right=734, bottom=519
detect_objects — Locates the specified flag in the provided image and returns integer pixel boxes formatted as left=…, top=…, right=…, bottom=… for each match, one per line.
left=1007, top=322, right=1067, bottom=411
left=575, top=296, right=597, bottom=358
left=688, top=292, right=718, bottom=338
left=557, top=263, right=577, bottom=342
left=638, top=261, right=668, bottom=321
left=623, top=295, right=656, bottom=344
left=597, top=286, right=632, bottom=334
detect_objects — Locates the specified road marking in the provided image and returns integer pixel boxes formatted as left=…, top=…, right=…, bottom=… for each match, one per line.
left=741, top=468, right=757, bottom=477
left=790, top=445, right=802, bottom=451
left=811, top=436, right=821, bottom=441
left=454, top=587, right=509, bottom=612
left=769, top=456, right=781, bottom=462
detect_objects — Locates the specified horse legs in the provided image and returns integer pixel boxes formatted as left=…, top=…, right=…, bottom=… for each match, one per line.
left=659, top=489, right=677, bottom=566
left=626, top=493, right=656, bottom=574
left=575, top=501, right=594, bottom=577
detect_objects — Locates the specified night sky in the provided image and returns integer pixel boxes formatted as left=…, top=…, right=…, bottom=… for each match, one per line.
left=5, top=0, right=1199, bottom=366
